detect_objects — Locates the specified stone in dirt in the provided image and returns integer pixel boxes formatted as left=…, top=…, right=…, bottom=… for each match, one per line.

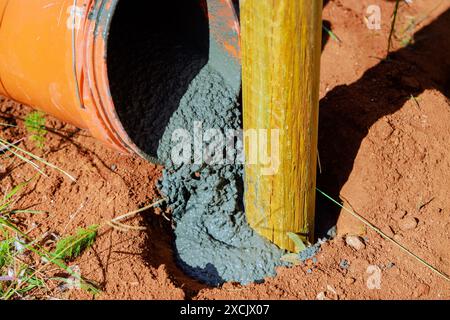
left=316, top=291, right=330, bottom=300
left=345, top=235, right=366, bottom=251
left=398, top=216, right=418, bottom=231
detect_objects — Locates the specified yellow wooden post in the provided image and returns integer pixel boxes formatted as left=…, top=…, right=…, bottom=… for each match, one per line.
left=241, top=0, right=323, bottom=252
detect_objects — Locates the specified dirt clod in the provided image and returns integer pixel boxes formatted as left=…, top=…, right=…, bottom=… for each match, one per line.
left=413, top=283, right=431, bottom=298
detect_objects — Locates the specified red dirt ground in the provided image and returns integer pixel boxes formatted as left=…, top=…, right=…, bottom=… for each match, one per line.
left=0, top=0, right=449, bottom=300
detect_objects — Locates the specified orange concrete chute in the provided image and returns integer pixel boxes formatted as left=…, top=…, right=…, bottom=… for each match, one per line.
left=0, top=0, right=241, bottom=158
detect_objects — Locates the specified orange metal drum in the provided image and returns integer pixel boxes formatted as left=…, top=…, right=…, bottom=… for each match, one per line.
left=0, top=0, right=240, bottom=157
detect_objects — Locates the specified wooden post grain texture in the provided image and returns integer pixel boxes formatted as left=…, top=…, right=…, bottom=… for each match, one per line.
left=241, top=0, right=323, bottom=251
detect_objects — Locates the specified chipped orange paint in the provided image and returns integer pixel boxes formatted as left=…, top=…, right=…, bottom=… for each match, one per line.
left=224, top=42, right=240, bottom=60
left=208, top=0, right=241, bottom=61
left=0, top=0, right=240, bottom=158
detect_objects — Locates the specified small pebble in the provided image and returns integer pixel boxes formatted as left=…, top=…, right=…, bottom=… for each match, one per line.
left=316, top=292, right=330, bottom=300
left=398, top=216, right=418, bottom=231
left=345, top=235, right=366, bottom=251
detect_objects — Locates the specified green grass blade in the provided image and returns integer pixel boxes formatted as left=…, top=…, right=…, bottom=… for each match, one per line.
left=52, top=225, right=99, bottom=262
left=0, top=137, right=75, bottom=181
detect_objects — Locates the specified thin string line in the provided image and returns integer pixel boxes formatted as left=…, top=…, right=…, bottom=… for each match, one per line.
left=316, top=188, right=450, bottom=283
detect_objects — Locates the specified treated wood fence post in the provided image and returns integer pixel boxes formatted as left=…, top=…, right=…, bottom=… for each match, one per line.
left=241, top=0, right=323, bottom=251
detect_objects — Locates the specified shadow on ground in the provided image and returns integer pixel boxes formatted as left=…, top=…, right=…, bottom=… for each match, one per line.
left=315, top=9, right=450, bottom=237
